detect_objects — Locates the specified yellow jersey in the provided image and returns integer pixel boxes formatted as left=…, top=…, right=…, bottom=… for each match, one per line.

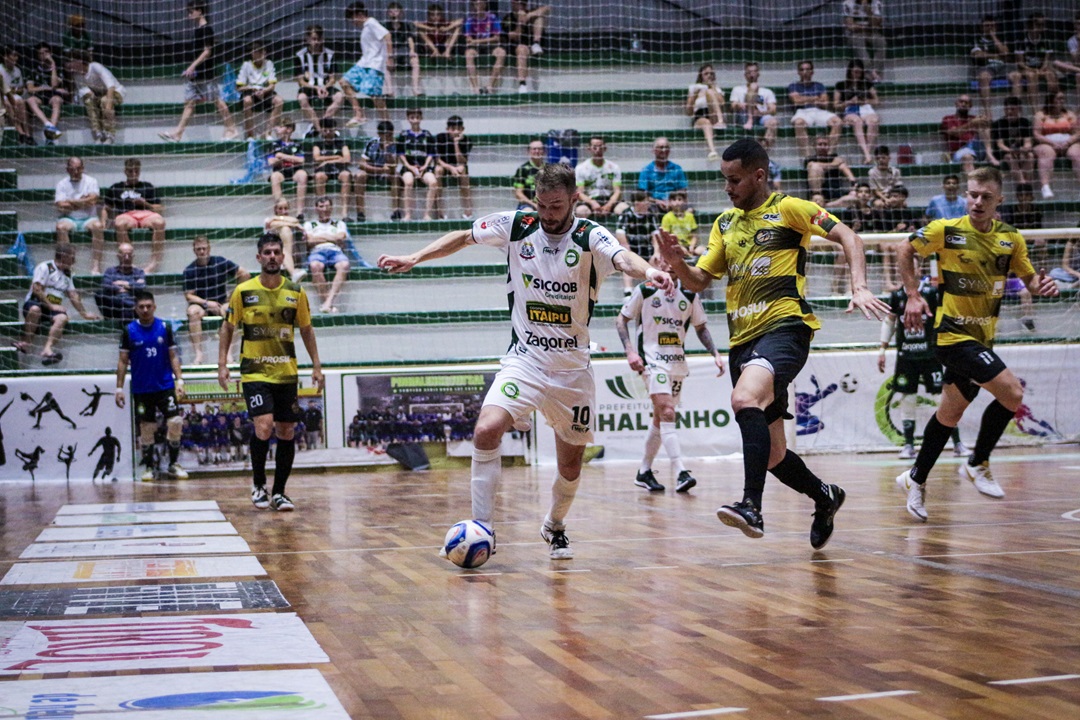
left=661, top=210, right=698, bottom=248
left=697, top=193, right=831, bottom=346
left=908, top=216, right=1033, bottom=348
left=225, top=274, right=312, bottom=384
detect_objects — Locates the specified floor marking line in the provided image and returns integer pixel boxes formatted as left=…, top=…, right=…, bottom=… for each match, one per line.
left=817, top=690, right=919, bottom=702
left=915, top=547, right=1080, bottom=559
left=644, top=708, right=748, bottom=719
left=634, top=565, right=679, bottom=570
left=988, top=674, right=1080, bottom=685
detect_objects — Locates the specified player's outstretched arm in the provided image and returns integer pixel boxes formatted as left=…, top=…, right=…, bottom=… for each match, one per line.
left=826, top=221, right=890, bottom=320
left=613, top=249, right=673, bottom=292
left=377, top=229, right=473, bottom=273
left=1024, top=269, right=1060, bottom=298
left=656, top=229, right=711, bottom=292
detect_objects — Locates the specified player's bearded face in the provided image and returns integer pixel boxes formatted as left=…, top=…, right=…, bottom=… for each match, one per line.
left=535, top=189, right=574, bottom=234
left=258, top=245, right=283, bottom=274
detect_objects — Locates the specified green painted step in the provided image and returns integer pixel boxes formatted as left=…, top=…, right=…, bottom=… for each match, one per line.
left=0, top=299, right=20, bottom=322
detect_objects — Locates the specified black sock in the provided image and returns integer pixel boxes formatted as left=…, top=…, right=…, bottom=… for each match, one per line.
left=951, top=427, right=963, bottom=448
left=736, top=407, right=770, bottom=510
left=769, top=450, right=830, bottom=503
left=902, top=420, right=915, bottom=445
left=272, top=438, right=296, bottom=496
left=970, top=400, right=1014, bottom=466
left=168, top=441, right=180, bottom=465
left=910, top=415, right=953, bottom=484
left=141, top=448, right=154, bottom=468
left=251, top=436, right=270, bottom=487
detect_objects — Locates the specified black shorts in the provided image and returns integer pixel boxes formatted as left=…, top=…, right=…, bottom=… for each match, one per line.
left=936, top=340, right=1008, bottom=402
left=133, top=389, right=181, bottom=424
left=272, top=165, right=305, bottom=181
left=692, top=106, right=710, bottom=123
left=22, top=299, right=65, bottom=325
left=244, top=91, right=277, bottom=113
left=317, top=164, right=351, bottom=178
left=242, top=381, right=300, bottom=422
left=298, top=86, right=342, bottom=108
left=729, top=322, right=813, bottom=424
left=893, top=358, right=944, bottom=395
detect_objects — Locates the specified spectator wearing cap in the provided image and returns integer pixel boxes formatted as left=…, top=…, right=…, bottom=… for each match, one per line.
left=355, top=119, right=400, bottom=222
left=434, top=115, right=474, bottom=218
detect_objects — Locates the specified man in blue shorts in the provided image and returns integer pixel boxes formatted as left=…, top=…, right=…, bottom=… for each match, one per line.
left=341, top=2, right=391, bottom=125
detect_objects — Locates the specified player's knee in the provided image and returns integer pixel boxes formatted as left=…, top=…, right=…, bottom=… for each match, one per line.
left=275, top=423, right=295, bottom=441
left=140, top=423, right=156, bottom=445
left=730, top=390, right=764, bottom=414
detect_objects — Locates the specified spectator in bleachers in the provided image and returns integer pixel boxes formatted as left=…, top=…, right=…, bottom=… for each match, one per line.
left=237, top=41, right=283, bottom=140
left=268, top=120, right=309, bottom=220
left=992, top=95, right=1035, bottom=185
left=833, top=58, right=879, bottom=165
left=303, top=196, right=351, bottom=314
left=971, top=15, right=1013, bottom=119
left=342, top=2, right=392, bottom=126
left=264, top=198, right=305, bottom=280
left=788, top=60, right=842, bottom=158
left=313, top=118, right=353, bottom=221
left=615, top=190, right=660, bottom=294
left=1051, top=235, right=1080, bottom=286
left=1033, top=90, right=1080, bottom=200
left=385, top=2, right=423, bottom=98
left=1055, top=12, right=1080, bottom=100
left=54, top=156, right=106, bottom=275
left=574, top=135, right=623, bottom=218
left=14, top=244, right=100, bottom=365
left=434, top=115, right=474, bottom=219
left=867, top=145, right=901, bottom=207
left=841, top=0, right=885, bottom=82
left=25, top=43, right=66, bottom=144
left=875, top=185, right=918, bottom=234
left=924, top=174, right=966, bottom=223
left=1000, top=182, right=1046, bottom=270
left=512, top=139, right=546, bottom=210
left=464, top=0, right=506, bottom=94
left=416, top=3, right=463, bottom=59
left=158, top=1, right=237, bottom=143
left=660, top=189, right=701, bottom=256
left=68, top=50, right=125, bottom=145
left=1014, top=13, right=1057, bottom=114
left=729, top=61, right=778, bottom=149
left=295, top=24, right=343, bottom=138
left=184, top=236, right=249, bottom=365
left=805, top=136, right=857, bottom=208
left=940, top=93, right=996, bottom=175
left=503, top=0, right=551, bottom=93
left=1, top=46, right=33, bottom=145
left=638, top=136, right=688, bottom=213
left=397, top=107, right=438, bottom=221
left=95, top=243, right=145, bottom=322
left=62, top=14, right=92, bottom=68
left=103, top=158, right=166, bottom=273
left=686, top=63, right=726, bottom=162
left=356, top=119, right=400, bottom=223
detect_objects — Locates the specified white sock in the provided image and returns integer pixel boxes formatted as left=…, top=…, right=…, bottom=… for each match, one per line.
left=660, top=421, right=685, bottom=472
left=640, top=424, right=662, bottom=473
left=471, top=446, right=502, bottom=524
left=545, top=473, right=579, bottom=529
left=899, top=393, right=917, bottom=424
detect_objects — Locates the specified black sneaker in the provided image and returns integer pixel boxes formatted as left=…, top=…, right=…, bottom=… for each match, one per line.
left=810, top=484, right=846, bottom=550
left=356, top=212, right=366, bottom=222
left=634, top=469, right=665, bottom=492
left=390, top=209, right=403, bottom=221
left=716, top=500, right=764, bottom=538
left=675, top=470, right=697, bottom=493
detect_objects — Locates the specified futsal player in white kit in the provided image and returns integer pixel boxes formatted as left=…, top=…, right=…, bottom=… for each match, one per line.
left=378, top=163, right=672, bottom=559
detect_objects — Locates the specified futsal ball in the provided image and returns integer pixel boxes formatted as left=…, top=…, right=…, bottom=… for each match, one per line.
left=840, top=373, right=859, bottom=393
left=442, top=520, right=495, bottom=569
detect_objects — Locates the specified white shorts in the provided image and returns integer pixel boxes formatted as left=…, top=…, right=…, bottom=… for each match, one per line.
left=645, top=369, right=685, bottom=399
left=483, top=355, right=595, bottom=445
left=793, top=107, right=838, bottom=127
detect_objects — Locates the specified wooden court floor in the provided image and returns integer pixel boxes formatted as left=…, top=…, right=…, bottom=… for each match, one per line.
left=1, top=445, right=1079, bottom=719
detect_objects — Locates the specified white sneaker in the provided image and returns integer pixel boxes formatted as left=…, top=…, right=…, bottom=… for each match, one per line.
left=251, top=484, right=270, bottom=509
left=517, top=82, right=529, bottom=94
left=530, top=43, right=543, bottom=56
left=959, top=461, right=1004, bottom=498
left=140, top=467, right=155, bottom=482
left=898, top=444, right=916, bottom=460
left=290, top=268, right=307, bottom=282
left=952, top=440, right=969, bottom=458
left=895, top=470, right=927, bottom=522
left=1041, top=184, right=1054, bottom=199
left=168, top=463, right=189, bottom=479
left=540, top=522, right=573, bottom=559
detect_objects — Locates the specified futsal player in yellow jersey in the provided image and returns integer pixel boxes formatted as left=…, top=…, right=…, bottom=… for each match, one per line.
left=659, top=138, right=889, bottom=549
left=894, top=166, right=1058, bottom=521
left=218, top=233, right=325, bottom=512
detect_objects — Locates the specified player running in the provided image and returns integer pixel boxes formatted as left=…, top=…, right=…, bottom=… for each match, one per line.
left=378, top=163, right=672, bottom=560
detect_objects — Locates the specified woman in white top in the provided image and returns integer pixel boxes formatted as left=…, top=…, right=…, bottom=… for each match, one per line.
left=685, top=63, right=726, bottom=161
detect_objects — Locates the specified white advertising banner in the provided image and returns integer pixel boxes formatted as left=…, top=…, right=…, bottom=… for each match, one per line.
left=37, top=522, right=238, bottom=542
left=0, top=613, right=328, bottom=674
left=0, top=375, right=130, bottom=482
left=0, top=669, right=350, bottom=718
left=20, top=535, right=251, bottom=560
left=1, top=556, right=267, bottom=585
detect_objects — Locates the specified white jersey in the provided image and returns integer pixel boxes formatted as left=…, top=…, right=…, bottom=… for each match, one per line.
left=78, top=62, right=125, bottom=100
left=356, top=17, right=390, bottom=72
left=237, top=59, right=277, bottom=89
left=729, top=83, right=777, bottom=115
left=55, top=174, right=100, bottom=220
left=620, top=280, right=706, bottom=376
left=472, top=211, right=623, bottom=371
left=26, top=260, right=74, bottom=306
left=574, top=158, right=621, bottom=202
left=304, top=217, right=348, bottom=250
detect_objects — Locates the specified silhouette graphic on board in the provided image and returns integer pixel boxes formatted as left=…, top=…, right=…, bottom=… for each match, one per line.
left=0, top=383, right=12, bottom=466
left=57, top=443, right=78, bottom=480
left=79, top=385, right=113, bottom=417
left=89, top=427, right=122, bottom=481
left=15, top=446, right=45, bottom=481
left=24, top=391, right=78, bottom=429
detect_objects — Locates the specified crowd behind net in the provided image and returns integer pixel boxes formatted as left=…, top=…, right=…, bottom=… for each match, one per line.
left=0, top=1, right=1077, bottom=374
